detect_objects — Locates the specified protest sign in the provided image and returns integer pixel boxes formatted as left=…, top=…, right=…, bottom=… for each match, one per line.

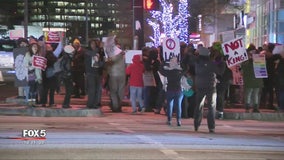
left=125, top=50, right=142, bottom=64
left=13, top=47, right=28, bottom=86
left=103, top=36, right=122, bottom=58
left=252, top=54, right=268, bottom=78
left=222, top=37, right=248, bottom=67
left=44, top=31, right=61, bottom=43
left=272, top=44, right=284, bottom=55
left=32, top=55, right=47, bottom=70
left=162, top=37, right=180, bottom=62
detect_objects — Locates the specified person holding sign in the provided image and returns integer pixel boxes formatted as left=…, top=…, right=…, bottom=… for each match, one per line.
left=241, top=44, right=263, bottom=113
left=23, top=40, right=42, bottom=107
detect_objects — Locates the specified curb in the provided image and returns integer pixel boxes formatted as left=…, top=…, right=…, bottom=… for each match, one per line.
left=0, top=107, right=103, bottom=117
left=224, top=112, right=284, bottom=121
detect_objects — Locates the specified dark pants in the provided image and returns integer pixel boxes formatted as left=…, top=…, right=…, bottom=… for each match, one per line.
left=42, top=76, right=57, bottom=105
left=261, top=78, right=274, bottom=107
left=216, top=82, right=230, bottom=112
left=182, top=94, right=196, bottom=118
left=62, top=77, right=73, bottom=107
left=144, top=86, right=157, bottom=111
left=28, top=80, right=37, bottom=100
left=109, top=75, right=125, bottom=112
left=86, top=73, right=102, bottom=108
left=155, top=83, right=166, bottom=112
left=278, top=89, right=284, bottom=111
left=72, top=71, right=85, bottom=96
left=194, top=88, right=217, bottom=131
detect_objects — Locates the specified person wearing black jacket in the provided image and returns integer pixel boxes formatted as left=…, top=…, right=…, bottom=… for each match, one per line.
left=41, top=44, right=57, bottom=107
left=61, top=45, right=75, bottom=108
left=85, top=39, right=105, bottom=109
left=159, top=57, right=184, bottom=126
left=192, top=46, right=225, bottom=133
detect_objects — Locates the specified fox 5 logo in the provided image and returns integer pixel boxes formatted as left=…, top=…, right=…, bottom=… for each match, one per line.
left=22, top=129, right=47, bottom=138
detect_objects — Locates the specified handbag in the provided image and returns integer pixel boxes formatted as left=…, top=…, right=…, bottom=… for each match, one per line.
left=46, top=67, right=55, bottom=78
left=28, top=69, right=36, bottom=81
left=143, top=71, right=156, bottom=87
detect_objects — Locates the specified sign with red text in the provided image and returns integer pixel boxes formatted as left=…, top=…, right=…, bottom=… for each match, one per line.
left=163, top=37, right=180, bottom=62
left=44, top=31, right=61, bottom=43
left=32, top=55, right=47, bottom=70
left=221, top=37, right=248, bottom=67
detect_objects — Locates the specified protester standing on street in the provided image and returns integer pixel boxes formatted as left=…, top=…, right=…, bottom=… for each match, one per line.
left=61, top=45, right=75, bottom=108
left=105, top=36, right=126, bottom=112
left=193, top=46, right=225, bottom=133
left=23, top=40, right=42, bottom=107
left=126, top=54, right=145, bottom=114
left=41, top=44, right=57, bottom=107
left=159, top=57, right=184, bottom=126
left=72, top=38, right=85, bottom=98
left=85, top=39, right=105, bottom=109
left=242, top=44, right=263, bottom=113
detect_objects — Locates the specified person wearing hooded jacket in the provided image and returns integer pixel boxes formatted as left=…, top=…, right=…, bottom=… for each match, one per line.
left=126, top=54, right=145, bottom=113
left=192, top=46, right=225, bottom=133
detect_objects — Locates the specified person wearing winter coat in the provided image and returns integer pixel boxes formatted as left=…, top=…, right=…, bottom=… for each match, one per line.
left=23, top=41, right=42, bottom=107
left=126, top=54, right=145, bottom=113
left=85, top=39, right=105, bottom=109
left=41, top=44, right=57, bottom=107
left=193, top=46, right=225, bottom=133
left=274, top=50, right=284, bottom=112
left=159, top=57, right=184, bottom=126
left=241, top=44, right=263, bottom=113
left=61, top=45, right=75, bottom=108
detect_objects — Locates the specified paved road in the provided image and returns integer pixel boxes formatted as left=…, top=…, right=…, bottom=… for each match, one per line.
left=0, top=107, right=284, bottom=160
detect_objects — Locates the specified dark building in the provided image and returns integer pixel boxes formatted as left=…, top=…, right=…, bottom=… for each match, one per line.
left=16, top=0, right=132, bottom=45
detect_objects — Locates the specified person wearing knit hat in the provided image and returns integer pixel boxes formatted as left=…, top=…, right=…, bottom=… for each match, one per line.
left=71, top=38, right=86, bottom=98
left=159, top=57, right=183, bottom=126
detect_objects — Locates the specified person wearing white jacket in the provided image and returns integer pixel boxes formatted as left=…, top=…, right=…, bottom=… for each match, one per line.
left=23, top=41, right=42, bottom=107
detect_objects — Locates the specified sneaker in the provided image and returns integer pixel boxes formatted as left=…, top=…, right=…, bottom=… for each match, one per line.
left=62, top=105, right=71, bottom=108
left=245, top=109, right=250, bottom=113
left=217, top=112, right=224, bottom=119
left=177, top=121, right=181, bottom=126
left=166, top=121, right=172, bottom=126
left=140, top=108, right=145, bottom=113
left=209, top=129, right=215, bottom=133
left=49, top=104, right=57, bottom=108
left=131, top=111, right=137, bottom=114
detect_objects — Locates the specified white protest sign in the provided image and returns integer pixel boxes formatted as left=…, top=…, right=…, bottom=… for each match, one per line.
left=125, top=50, right=142, bottom=64
left=273, top=44, right=284, bottom=55
left=103, top=36, right=122, bottom=58
left=222, top=37, right=248, bottom=67
left=162, top=37, right=180, bottom=62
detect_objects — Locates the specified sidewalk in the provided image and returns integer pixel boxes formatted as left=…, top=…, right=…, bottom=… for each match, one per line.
left=1, top=93, right=283, bottom=121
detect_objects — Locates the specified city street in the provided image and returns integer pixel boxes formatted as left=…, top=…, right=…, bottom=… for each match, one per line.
left=0, top=107, right=284, bottom=160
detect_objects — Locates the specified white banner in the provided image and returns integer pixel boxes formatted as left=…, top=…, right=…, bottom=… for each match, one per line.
left=221, top=37, right=248, bottom=67
left=125, top=50, right=142, bottom=64
left=162, top=37, right=180, bottom=62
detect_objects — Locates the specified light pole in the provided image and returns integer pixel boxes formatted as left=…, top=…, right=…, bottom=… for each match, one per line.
left=24, top=0, right=28, bottom=38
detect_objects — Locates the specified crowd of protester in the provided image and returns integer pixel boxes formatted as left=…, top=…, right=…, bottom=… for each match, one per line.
left=14, top=36, right=284, bottom=133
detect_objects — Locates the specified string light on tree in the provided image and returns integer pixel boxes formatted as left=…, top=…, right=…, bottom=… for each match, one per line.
left=147, top=0, right=190, bottom=46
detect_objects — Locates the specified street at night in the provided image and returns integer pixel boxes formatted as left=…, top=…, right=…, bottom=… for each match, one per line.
left=0, top=109, right=284, bottom=160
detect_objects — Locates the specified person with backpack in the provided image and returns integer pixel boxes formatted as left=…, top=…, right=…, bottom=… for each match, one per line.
left=61, top=45, right=75, bottom=108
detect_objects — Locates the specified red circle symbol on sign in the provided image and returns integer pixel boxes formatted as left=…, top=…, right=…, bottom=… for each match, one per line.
left=166, top=39, right=176, bottom=50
